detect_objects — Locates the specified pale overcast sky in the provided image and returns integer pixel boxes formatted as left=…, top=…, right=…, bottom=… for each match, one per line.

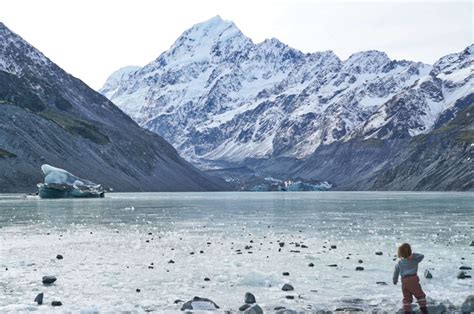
left=1, top=0, right=472, bottom=89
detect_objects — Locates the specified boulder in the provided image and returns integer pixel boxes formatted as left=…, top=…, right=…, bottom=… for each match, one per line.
left=239, top=304, right=251, bottom=311
left=424, top=270, right=433, bottom=279
left=282, top=283, right=294, bottom=291
left=461, top=295, right=474, bottom=313
left=34, top=293, right=43, bottom=305
left=335, top=307, right=363, bottom=312
left=180, top=296, right=219, bottom=311
left=243, top=304, right=263, bottom=314
left=457, top=271, right=471, bottom=279
left=245, top=292, right=256, bottom=304
left=42, top=276, right=57, bottom=285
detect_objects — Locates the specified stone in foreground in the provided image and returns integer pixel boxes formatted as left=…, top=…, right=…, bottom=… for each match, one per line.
left=180, top=296, right=219, bottom=311
left=42, top=276, right=57, bottom=285
left=34, top=293, right=43, bottom=305
left=243, top=304, right=263, bottom=314
left=245, top=292, right=256, bottom=304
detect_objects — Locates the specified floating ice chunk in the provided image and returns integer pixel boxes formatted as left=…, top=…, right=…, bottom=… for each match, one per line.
left=37, top=164, right=105, bottom=198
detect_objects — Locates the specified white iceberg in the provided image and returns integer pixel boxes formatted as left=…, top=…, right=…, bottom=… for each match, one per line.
left=37, top=164, right=105, bottom=198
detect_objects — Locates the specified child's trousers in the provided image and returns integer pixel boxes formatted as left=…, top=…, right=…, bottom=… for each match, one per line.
left=401, top=274, right=427, bottom=313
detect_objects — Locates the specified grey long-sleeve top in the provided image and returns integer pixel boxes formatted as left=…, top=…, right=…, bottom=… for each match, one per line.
left=393, top=253, right=424, bottom=284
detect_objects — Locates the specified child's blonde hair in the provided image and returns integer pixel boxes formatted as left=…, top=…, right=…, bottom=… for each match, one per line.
left=397, top=243, right=412, bottom=258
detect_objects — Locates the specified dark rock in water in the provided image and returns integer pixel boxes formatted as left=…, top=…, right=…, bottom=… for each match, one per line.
left=204, top=277, right=210, bottom=281
left=34, top=293, right=43, bottom=305
left=243, top=304, right=263, bottom=314
left=328, top=264, right=337, bottom=267
left=239, top=304, right=251, bottom=311
left=331, top=245, right=337, bottom=249
left=285, top=295, right=295, bottom=300
left=51, top=301, right=62, bottom=307
left=461, top=295, right=474, bottom=313
left=308, top=263, right=315, bottom=267
left=42, top=276, right=56, bottom=284
left=375, top=252, right=383, bottom=256
left=470, top=241, right=474, bottom=246
left=376, top=281, right=387, bottom=285
left=277, top=308, right=297, bottom=314
left=56, top=255, right=63, bottom=260
left=174, top=299, right=183, bottom=304
left=335, top=307, right=363, bottom=312
left=457, top=271, right=471, bottom=279
left=274, top=306, right=286, bottom=311
left=301, top=245, right=308, bottom=248
left=168, top=260, right=175, bottom=264
left=180, top=296, right=219, bottom=311
left=136, top=289, right=141, bottom=292
left=290, top=250, right=300, bottom=253
left=355, top=266, right=364, bottom=271
left=279, top=242, right=285, bottom=248
left=358, top=260, right=363, bottom=264
left=245, top=292, right=256, bottom=304
left=282, top=284, right=294, bottom=291
left=424, top=270, right=433, bottom=279
left=282, top=272, right=290, bottom=276
left=460, top=266, right=472, bottom=270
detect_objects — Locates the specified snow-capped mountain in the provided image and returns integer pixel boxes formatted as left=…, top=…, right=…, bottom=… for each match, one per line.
left=101, top=16, right=472, bottom=169
left=360, top=45, right=474, bottom=139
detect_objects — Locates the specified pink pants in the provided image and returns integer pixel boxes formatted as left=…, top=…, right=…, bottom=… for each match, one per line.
left=401, top=275, right=427, bottom=313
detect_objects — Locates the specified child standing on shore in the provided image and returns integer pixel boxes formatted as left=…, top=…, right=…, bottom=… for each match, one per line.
left=393, top=243, right=428, bottom=314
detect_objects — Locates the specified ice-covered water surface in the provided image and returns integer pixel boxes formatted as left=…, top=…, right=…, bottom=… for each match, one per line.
left=0, top=192, right=472, bottom=312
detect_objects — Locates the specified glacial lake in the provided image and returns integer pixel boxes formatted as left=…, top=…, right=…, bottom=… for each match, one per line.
left=0, top=192, right=473, bottom=312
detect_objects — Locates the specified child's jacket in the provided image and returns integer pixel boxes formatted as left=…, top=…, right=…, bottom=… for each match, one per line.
left=393, top=253, right=424, bottom=284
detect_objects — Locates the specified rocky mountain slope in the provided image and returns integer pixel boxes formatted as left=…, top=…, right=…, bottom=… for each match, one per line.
left=0, top=22, right=226, bottom=193
left=101, top=16, right=473, bottom=190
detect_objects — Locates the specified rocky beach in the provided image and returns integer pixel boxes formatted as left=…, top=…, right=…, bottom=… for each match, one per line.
left=0, top=192, right=472, bottom=312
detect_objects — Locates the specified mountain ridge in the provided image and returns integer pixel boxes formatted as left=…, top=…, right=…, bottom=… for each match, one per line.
left=103, top=17, right=458, bottom=164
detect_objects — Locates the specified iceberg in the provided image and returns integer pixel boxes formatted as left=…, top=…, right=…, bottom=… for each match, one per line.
left=37, top=164, right=105, bottom=198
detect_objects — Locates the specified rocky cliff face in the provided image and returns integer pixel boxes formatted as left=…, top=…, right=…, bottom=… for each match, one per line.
left=0, top=22, right=226, bottom=193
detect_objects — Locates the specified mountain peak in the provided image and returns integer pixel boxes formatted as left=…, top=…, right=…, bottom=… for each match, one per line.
left=183, top=15, right=239, bottom=41
left=194, top=15, right=229, bottom=28
left=343, top=50, right=391, bottom=73
left=155, top=16, right=251, bottom=66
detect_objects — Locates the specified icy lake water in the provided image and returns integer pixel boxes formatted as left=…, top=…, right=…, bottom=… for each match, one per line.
left=0, top=192, right=473, bottom=312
